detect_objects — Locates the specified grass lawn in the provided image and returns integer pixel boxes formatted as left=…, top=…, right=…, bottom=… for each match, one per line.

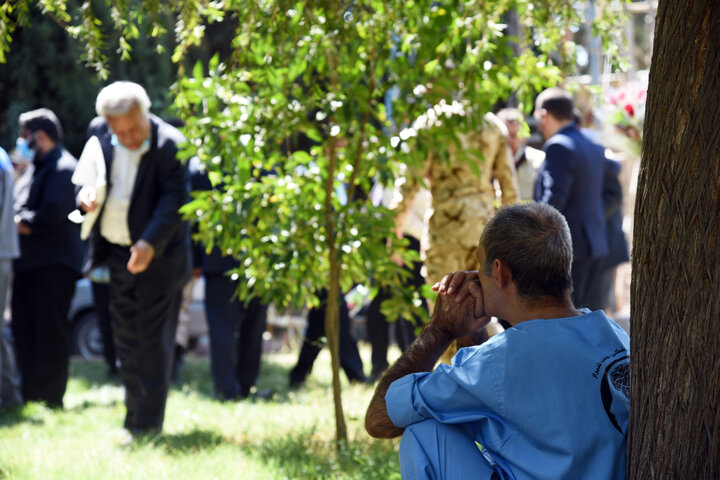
left=0, top=347, right=401, bottom=479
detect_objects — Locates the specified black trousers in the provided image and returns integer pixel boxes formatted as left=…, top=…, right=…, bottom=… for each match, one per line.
left=91, top=281, right=117, bottom=374
left=106, top=244, right=180, bottom=431
left=366, top=235, right=426, bottom=375
left=11, top=266, right=78, bottom=408
left=289, top=290, right=366, bottom=384
left=572, top=256, right=606, bottom=311
left=205, top=273, right=268, bottom=398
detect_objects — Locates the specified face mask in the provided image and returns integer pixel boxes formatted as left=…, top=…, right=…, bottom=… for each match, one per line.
left=15, top=137, right=35, bottom=162
left=111, top=134, right=150, bottom=152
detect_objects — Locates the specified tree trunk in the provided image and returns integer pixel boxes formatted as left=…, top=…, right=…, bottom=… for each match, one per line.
left=323, top=132, right=348, bottom=446
left=325, top=255, right=348, bottom=448
left=628, top=1, right=720, bottom=478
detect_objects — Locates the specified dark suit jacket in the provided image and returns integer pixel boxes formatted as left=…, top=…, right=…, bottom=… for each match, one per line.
left=89, top=115, right=191, bottom=290
left=13, top=146, right=84, bottom=274
left=600, top=157, right=629, bottom=270
left=534, top=124, right=609, bottom=261
left=187, top=156, right=239, bottom=275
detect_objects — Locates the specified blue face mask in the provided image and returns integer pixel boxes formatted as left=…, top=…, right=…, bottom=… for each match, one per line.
left=15, top=137, right=35, bottom=162
left=111, top=134, right=150, bottom=152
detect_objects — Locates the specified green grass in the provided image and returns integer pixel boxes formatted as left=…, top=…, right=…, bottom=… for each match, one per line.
left=0, top=347, right=401, bottom=479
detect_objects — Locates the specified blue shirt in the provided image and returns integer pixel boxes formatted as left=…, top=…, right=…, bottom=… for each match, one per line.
left=386, top=310, right=630, bottom=480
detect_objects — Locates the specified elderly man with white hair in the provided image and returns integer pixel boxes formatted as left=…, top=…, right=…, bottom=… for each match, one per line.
left=77, top=81, right=191, bottom=437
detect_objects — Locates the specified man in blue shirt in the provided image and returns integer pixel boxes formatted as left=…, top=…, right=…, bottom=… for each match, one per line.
left=366, top=203, right=629, bottom=479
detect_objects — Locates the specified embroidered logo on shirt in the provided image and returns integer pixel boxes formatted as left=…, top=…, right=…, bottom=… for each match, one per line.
left=600, top=356, right=630, bottom=434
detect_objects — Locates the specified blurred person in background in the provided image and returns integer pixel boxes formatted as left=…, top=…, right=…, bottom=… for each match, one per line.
left=0, top=145, right=23, bottom=410
left=76, top=82, right=191, bottom=436
left=394, top=112, right=518, bottom=362
left=188, top=157, right=269, bottom=399
left=365, top=180, right=430, bottom=381
left=497, top=107, right=545, bottom=201
left=533, top=88, right=608, bottom=310
left=11, top=109, right=84, bottom=408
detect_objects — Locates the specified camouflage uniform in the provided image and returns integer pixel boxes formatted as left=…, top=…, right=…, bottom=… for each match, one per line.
left=398, top=113, right=519, bottom=285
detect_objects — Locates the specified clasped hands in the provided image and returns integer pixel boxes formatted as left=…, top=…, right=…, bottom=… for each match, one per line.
left=431, top=271, right=491, bottom=345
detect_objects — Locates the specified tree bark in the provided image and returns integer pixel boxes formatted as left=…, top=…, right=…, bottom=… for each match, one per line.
left=629, top=1, right=720, bottom=478
left=324, top=24, right=348, bottom=446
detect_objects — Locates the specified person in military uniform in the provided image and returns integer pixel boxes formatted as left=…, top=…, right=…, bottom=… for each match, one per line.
left=395, top=112, right=518, bottom=286
left=393, top=111, right=518, bottom=361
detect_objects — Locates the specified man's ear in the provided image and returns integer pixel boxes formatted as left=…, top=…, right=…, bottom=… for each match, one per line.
left=493, top=258, right=512, bottom=289
left=30, top=130, right=49, bottom=151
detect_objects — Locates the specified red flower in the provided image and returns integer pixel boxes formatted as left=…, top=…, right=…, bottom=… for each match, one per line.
left=624, top=103, right=635, bottom=117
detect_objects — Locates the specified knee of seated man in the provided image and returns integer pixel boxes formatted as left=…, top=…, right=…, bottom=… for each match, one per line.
left=399, top=419, right=498, bottom=479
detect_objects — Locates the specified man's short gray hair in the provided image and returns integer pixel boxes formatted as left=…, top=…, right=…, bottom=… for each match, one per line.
left=95, top=81, right=151, bottom=118
left=480, top=203, right=573, bottom=301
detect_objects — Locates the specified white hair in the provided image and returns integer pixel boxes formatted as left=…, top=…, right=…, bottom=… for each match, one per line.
left=95, top=81, right=152, bottom=118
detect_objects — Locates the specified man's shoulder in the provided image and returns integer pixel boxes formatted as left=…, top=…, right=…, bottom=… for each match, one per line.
left=524, top=146, right=545, bottom=167
left=152, top=115, right=187, bottom=148
left=546, top=129, right=577, bottom=151
left=51, top=148, right=78, bottom=172
left=456, top=332, right=513, bottom=362
left=515, top=310, right=629, bottom=346
left=87, top=116, right=109, bottom=139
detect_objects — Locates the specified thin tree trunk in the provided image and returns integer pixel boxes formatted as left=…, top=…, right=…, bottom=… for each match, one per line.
left=324, top=131, right=348, bottom=447
left=629, top=1, right=720, bottom=478
left=324, top=18, right=348, bottom=446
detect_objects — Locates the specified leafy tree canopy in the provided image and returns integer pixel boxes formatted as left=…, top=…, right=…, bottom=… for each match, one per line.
left=1, top=0, right=629, bottom=315
left=1, top=0, right=629, bottom=445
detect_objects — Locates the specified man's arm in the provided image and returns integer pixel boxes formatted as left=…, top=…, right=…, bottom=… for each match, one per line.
left=365, top=316, right=455, bottom=438
left=535, top=142, right=574, bottom=210
left=365, top=274, right=488, bottom=438
left=138, top=142, right=188, bottom=251
left=492, top=136, right=519, bottom=205
left=391, top=160, right=427, bottom=239
left=15, top=167, right=76, bottom=235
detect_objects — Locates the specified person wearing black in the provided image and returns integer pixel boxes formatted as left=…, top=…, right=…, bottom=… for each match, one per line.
left=365, top=234, right=425, bottom=381
left=288, top=289, right=367, bottom=387
left=11, top=109, right=84, bottom=408
left=534, top=88, right=608, bottom=309
left=586, top=156, right=630, bottom=311
left=77, top=82, right=191, bottom=435
left=188, top=157, right=269, bottom=400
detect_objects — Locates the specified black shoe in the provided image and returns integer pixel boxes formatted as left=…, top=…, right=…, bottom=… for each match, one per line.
left=238, top=385, right=251, bottom=399
left=171, top=345, right=185, bottom=383
left=216, top=391, right=238, bottom=402
left=288, top=367, right=308, bottom=389
left=369, top=368, right=385, bottom=382
left=346, top=371, right=369, bottom=385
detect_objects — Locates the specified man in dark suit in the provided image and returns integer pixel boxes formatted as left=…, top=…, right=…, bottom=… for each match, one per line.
left=78, top=82, right=191, bottom=435
left=534, top=88, right=608, bottom=309
left=587, top=156, right=630, bottom=312
left=188, top=157, right=269, bottom=400
left=11, top=109, right=84, bottom=408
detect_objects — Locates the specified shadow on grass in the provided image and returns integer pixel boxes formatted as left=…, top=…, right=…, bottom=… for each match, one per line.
left=0, top=404, right=46, bottom=428
left=246, top=428, right=401, bottom=479
left=173, top=356, right=299, bottom=404
left=69, top=358, right=122, bottom=389
left=126, top=428, right=239, bottom=455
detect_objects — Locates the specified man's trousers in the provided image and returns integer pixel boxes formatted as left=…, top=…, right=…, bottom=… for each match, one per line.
left=11, top=265, right=78, bottom=408
left=205, top=273, right=267, bottom=398
left=399, top=419, right=500, bottom=479
left=106, top=244, right=180, bottom=431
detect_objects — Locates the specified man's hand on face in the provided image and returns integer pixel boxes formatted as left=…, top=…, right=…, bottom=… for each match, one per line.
left=433, top=270, right=485, bottom=317
left=127, top=239, right=155, bottom=274
left=431, top=270, right=490, bottom=341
